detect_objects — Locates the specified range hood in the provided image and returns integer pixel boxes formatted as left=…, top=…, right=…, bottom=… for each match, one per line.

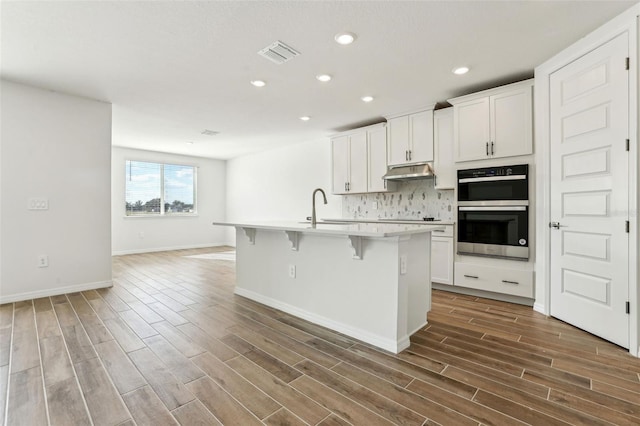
left=383, top=162, right=435, bottom=181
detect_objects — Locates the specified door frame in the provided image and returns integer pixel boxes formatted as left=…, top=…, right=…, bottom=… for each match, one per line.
left=534, top=4, right=639, bottom=356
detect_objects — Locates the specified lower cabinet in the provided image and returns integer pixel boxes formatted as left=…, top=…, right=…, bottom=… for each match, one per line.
left=454, top=262, right=534, bottom=298
left=430, top=226, right=454, bottom=285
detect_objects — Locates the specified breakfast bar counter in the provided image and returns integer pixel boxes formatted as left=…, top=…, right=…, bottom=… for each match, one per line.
left=212, top=221, right=443, bottom=353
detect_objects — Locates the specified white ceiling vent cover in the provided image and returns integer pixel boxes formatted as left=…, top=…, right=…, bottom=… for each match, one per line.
left=258, top=41, right=300, bottom=64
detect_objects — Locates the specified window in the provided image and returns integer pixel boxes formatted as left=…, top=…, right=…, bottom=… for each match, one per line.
left=125, top=160, right=196, bottom=216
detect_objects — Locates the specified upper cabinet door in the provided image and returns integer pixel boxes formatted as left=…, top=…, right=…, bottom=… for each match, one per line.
left=331, top=135, right=350, bottom=194
left=454, top=97, right=490, bottom=162
left=387, top=115, right=410, bottom=166
left=409, top=110, right=434, bottom=163
left=450, top=79, right=534, bottom=163
left=348, top=131, right=368, bottom=193
left=490, top=86, right=533, bottom=159
left=433, top=108, right=455, bottom=190
left=367, top=126, right=390, bottom=193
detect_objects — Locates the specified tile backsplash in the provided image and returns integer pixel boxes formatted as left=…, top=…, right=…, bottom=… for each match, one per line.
left=342, top=179, right=455, bottom=221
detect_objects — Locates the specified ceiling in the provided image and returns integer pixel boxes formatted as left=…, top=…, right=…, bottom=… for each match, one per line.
left=2, top=1, right=636, bottom=160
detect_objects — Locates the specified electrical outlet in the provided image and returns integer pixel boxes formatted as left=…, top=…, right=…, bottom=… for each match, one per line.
left=399, top=255, right=407, bottom=275
left=28, top=198, right=49, bottom=210
left=288, top=264, right=296, bottom=278
left=38, top=255, right=48, bottom=268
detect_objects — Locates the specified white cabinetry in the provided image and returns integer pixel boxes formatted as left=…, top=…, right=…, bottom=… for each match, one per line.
left=433, top=108, right=455, bottom=190
left=332, top=123, right=393, bottom=195
left=454, top=262, right=534, bottom=298
left=449, top=79, right=533, bottom=162
left=367, top=125, right=394, bottom=193
left=331, top=132, right=367, bottom=194
left=431, top=225, right=454, bottom=285
left=387, top=110, right=434, bottom=166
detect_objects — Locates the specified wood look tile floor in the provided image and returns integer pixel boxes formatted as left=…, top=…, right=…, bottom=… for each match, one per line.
left=1, top=247, right=639, bottom=425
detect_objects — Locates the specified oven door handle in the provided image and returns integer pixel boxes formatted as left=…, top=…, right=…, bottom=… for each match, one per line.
left=458, top=175, right=527, bottom=183
left=459, top=206, right=527, bottom=211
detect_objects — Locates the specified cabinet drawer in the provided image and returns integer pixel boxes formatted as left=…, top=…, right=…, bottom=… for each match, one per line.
left=431, top=225, right=453, bottom=238
left=454, top=262, right=534, bottom=298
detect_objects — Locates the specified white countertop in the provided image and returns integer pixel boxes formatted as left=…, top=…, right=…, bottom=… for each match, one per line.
left=321, top=218, right=456, bottom=226
left=212, top=220, right=445, bottom=237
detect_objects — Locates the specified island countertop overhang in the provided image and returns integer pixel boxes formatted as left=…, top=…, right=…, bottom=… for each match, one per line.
left=211, top=220, right=445, bottom=238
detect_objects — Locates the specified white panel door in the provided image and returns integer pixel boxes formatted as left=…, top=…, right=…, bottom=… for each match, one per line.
left=549, top=32, right=629, bottom=348
left=348, top=132, right=368, bottom=193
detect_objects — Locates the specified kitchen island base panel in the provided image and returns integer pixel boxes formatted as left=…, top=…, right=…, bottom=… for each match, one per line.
left=234, top=228, right=431, bottom=354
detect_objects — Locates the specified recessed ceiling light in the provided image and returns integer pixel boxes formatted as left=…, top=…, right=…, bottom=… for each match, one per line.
left=251, top=80, right=266, bottom=87
left=452, top=66, right=470, bottom=75
left=361, top=96, right=374, bottom=103
left=334, top=32, right=357, bottom=45
left=316, top=74, right=332, bottom=82
left=299, top=116, right=311, bottom=121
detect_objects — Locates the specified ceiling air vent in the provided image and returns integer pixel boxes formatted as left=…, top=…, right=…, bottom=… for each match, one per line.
left=258, top=41, right=300, bottom=64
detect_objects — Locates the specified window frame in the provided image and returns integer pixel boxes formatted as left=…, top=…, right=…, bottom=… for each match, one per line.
left=124, top=159, right=198, bottom=218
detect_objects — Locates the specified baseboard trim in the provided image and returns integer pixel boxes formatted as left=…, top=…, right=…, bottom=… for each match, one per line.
left=235, top=287, right=407, bottom=354
left=533, top=302, right=547, bottom=315
left=0, top=280, right=112, bottom=304
left=112, top=242, right=230, bottom=256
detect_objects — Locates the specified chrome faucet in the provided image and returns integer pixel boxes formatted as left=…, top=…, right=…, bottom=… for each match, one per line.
left=311, top=188, right=327, bottom=226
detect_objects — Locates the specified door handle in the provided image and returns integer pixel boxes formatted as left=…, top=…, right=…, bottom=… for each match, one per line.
left=405, top=150, right=409, bottom=161
left=491, top=141, right=494, bottom=156
left=486, top=142, right=489, bottom=156
left=464, top=274, right=479, bottom=279
left=549, top=222, right=567, bottom=229
left=408, top=150, right=412, bottom=161
left=502, top=280, right=519, bottom=285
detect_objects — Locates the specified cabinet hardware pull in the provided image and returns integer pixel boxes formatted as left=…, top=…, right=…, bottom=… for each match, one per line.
left=347, top=182, right=350, bottom=191
left=486, top=142, right=489, bottom=156
left=502, top=280, right=519, bottom=285
left=491, top=141, right=494, bottom=156
left=464, top=274, right=479, bottom=279
left=408, top=150, right=412, bottom=161
left=433, top=229, right=445, bottom=232
left=405, top=150, right=408, bottom=161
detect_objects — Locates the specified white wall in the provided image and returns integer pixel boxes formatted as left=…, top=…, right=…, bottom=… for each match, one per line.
left=0, top=80, right=112, bottom=303
left=225, top=138, right=342, bottom=245
left=112, top=147, right=228, bottom=254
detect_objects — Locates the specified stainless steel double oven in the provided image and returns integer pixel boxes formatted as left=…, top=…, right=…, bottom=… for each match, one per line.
left=457, top=164, right=529, bottom=260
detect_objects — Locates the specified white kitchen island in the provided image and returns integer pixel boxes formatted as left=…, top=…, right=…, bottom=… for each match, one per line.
left=212, top=221, right=443, bottom=353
